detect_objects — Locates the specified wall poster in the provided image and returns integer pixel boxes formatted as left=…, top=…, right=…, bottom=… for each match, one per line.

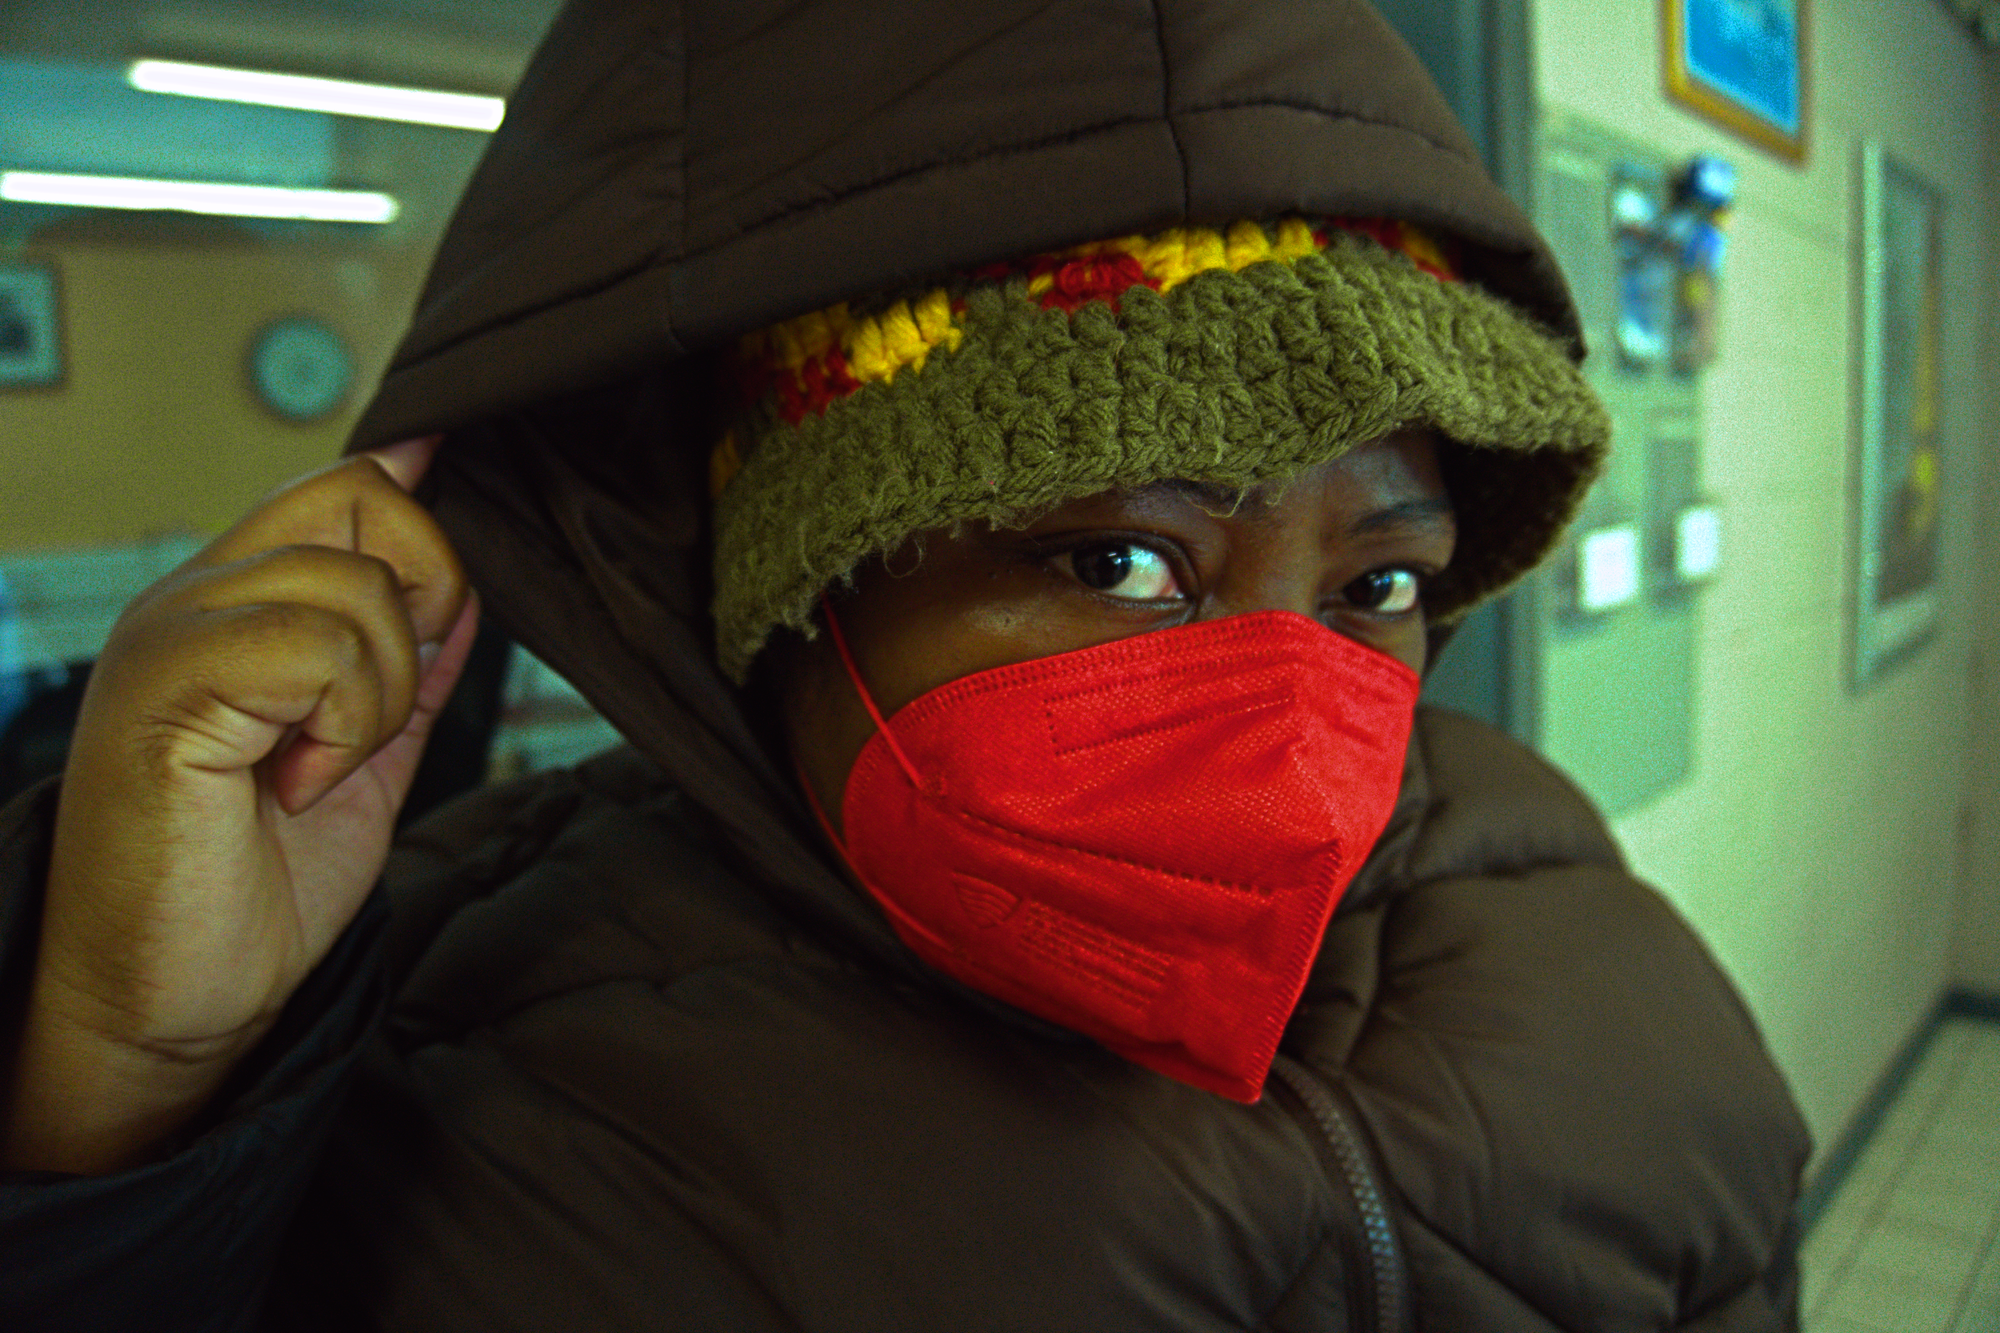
left=1663, top=0, right=1807, bottom=164
left=1853, top=143, right=1944, bottom=688
left=0, top=260, right=62, bottom=389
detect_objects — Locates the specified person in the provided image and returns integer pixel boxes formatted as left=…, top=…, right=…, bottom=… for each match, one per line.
left=0, top=1, right=1810, bottom=1328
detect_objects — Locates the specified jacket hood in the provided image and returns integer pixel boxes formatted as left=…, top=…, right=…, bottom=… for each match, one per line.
left=346, top=0, right=1589, bottom=929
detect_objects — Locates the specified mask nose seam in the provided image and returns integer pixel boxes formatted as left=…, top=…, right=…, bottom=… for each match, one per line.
left=821, top=595, right=926, bottom=790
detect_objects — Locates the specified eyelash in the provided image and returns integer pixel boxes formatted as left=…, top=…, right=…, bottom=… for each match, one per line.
left=1341, top=568, right=1425, bottom=617
left=1038, top=535, right=1432, bottom=618
left=1051, top=537, right=1186, bottom=603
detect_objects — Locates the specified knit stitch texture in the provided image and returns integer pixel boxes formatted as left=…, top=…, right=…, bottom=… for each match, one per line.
left=712, top=228, right=1608, bottom=680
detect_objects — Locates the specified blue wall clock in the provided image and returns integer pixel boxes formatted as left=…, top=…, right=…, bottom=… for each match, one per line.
left=249, top=315, right=355, bottom=423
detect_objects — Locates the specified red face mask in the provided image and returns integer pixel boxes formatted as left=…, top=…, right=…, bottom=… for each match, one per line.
left=813, top=607, right=1420, bottom=1103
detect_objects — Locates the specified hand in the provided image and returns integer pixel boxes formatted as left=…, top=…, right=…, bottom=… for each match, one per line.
left=4, top=439, right=477, bottom=1173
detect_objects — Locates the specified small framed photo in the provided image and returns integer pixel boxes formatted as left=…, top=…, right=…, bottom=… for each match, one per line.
left=0, top=262, right=63, bottom=389
left=1663, top=0, right=1808, bottom=164
left=1852, top=143, right=1944, bottom=688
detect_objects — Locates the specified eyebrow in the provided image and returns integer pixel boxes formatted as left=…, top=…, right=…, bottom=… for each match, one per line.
left=1135, top=481, right=1455, bottom=533
left=1160, top=478, right=1248, bottom=513
left=1347, top=497, right=1457, bottom=536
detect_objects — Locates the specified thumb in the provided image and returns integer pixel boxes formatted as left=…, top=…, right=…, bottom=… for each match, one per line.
left=412, top=590, right=483, bottom=722
left=305, top=590, right=483, bottom=815
left=362, top=436, right=444, bottom=494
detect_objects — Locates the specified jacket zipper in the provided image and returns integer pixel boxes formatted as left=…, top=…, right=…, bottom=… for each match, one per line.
left=1268, top=1055, right=1412, bottom=1333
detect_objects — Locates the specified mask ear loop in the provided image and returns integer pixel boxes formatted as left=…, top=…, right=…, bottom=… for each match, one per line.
left=820, top=595, right=925, bottom=790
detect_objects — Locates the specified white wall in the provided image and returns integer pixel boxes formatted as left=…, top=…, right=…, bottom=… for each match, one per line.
left=1531, top=0, right=2000, bottom=1164
left=1952, top=66, right=2000, bottom=995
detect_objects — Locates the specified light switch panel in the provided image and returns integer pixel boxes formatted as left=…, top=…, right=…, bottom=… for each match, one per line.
left=1532, top=111, right=1712, bottom=817
left=1676, top=505, right=1722, bottom=582
left=1578, top=525, right=1643, bottom=612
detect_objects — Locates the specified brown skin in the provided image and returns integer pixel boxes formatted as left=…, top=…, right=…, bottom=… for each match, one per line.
left=2, top=429, right=1448, bottom=1175
left=1, top=439, right=477, bottom=1175
left=783, top=431, right=1455, bottom=839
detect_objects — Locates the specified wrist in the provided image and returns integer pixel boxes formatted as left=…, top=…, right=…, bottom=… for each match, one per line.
left=3, top=972, right=264, bottom=1175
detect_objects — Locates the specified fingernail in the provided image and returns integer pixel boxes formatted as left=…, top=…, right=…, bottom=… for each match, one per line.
left=418, top=641, right=442, bottom=673
left=366, top=436, right=443, bottom=491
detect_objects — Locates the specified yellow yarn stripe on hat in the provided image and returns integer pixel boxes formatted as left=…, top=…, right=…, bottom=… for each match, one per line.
left=1025, top=218, right=1327, bottom=301
left=711, top=223, right=1606, bottom=681
left=847, top=288, right=965, bottom=382
left=728, top=289, right=967, bottom=446
left=721, top=218, right=1455, bottom=470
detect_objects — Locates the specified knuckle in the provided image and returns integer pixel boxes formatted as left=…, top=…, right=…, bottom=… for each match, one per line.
left=298, top=606, right=371, bottom=671
left=221, top=600, right=361, bottom=674
left=352, top=550, right=405, bottom=601
left=252, top=544, right=404, bottom=608
left=127, top=692, right=232, bottom=776
left=256, top=542, right=344, bottom=574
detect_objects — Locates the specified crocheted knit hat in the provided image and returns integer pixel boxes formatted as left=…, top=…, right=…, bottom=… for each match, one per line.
left=710, top=217, right=1608, bottom=681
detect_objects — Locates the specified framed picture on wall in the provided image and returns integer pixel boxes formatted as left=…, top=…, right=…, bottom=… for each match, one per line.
left=0, top=261, right=63, bottom=389
left=1852, top=143, right=1944, bottom=689
left=1663, top=0, right=1808, bottom=164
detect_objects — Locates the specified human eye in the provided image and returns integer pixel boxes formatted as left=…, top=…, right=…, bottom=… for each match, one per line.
left=1060, top=539, right=1184, bottom=602
left=1341, top=568, right=1423, bottom=615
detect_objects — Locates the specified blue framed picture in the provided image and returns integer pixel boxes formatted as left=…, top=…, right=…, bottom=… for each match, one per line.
left=1664, top=0, right=1807, bottom=164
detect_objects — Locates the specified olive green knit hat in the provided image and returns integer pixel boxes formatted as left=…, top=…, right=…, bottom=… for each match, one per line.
left=710, top=217, right=1608, bottom=681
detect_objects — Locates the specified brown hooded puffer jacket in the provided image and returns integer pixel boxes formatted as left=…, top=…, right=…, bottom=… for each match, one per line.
left=0, top=1, right=1809, bottom=1329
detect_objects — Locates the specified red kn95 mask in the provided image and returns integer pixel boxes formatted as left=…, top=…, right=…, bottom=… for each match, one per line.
left=815, top=606, right=1420, bottom=1103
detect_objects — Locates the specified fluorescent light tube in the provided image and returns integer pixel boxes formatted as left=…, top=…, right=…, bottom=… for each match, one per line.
left=0, top=171, right=399, bottom=224
left=129, top=59, right=504, bottom=132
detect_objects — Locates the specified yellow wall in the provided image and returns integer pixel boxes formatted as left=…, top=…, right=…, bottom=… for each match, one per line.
left=0, top=222, right=432, bottom=550
left=1531, top=0, right=2000, bottom=1164
left=0, top=99, right=486, bottom=554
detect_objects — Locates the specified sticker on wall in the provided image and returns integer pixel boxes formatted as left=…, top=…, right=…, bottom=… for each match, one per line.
left=1611, top=163, right=1672, bottom=369
left=248, top=314, right=354, bottom=422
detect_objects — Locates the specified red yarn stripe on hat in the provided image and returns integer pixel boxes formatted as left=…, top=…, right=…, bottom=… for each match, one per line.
left=718, top=218, right=1461, bottom=462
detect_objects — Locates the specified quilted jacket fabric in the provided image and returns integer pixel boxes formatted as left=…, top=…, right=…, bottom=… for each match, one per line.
left=3, top=709, right=1807, bottom=1331
left=0, top=1, right=1808, bottom=1329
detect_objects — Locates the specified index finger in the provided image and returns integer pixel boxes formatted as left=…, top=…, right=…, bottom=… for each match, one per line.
left=190, top=440, right=468, bottom=644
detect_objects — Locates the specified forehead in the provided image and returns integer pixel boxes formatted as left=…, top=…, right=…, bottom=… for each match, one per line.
left=1010, top=431, right=1455, bottom=551
left=1161, top=431, right=1450, bottom=520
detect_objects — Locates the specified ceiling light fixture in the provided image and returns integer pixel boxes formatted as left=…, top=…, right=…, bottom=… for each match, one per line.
left=0, top=170, right=400, bottom=224
left=128, top=59, right=505, bottom=132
